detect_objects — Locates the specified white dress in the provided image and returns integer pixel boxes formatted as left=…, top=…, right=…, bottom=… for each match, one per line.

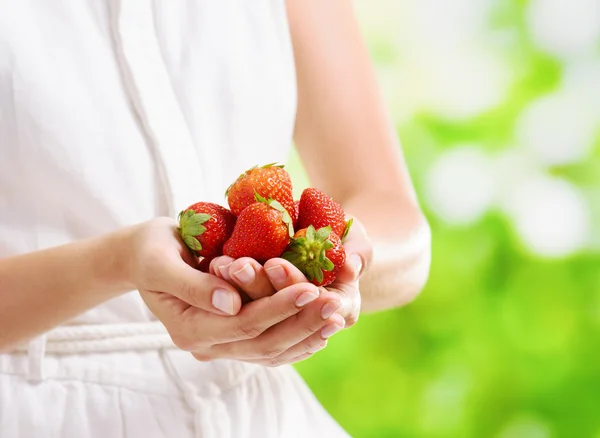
left=0, top=1, right=350, bottom=437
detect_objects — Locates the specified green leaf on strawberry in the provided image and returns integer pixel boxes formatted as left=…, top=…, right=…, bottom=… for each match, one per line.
left=254, top=191, right=294, bottom=237
left=282, top=225, right=336, bottom=285
left=341, top=218, right=353, bottom=241
left=178, top=209, right=212, bottom=252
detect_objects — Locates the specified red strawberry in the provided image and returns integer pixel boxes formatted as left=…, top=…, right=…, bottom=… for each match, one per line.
left=226, top=163, right=297, bottom=224
left=223, top=193, right=294, bottom=263
left=293, top=200, right=300, bottom=229
left=197, top=257, right=213, bottom=273
left=282, top=225, right=346, bottom=287
left=178, top=202, right=236, bottom=258
left=297, top=188, right=352, bottom=239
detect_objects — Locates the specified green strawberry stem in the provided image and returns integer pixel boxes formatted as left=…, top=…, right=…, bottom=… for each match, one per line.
left=254, top=191, right=294, bottom=237
left=261, top=162, right=285, bottom=169
left=282, top=225, right=335, bottom=284
left=341, top=218, right=353, bottom=241
left=178, top=209, right=211, bottom=252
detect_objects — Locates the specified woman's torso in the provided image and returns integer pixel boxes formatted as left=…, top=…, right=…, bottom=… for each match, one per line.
left=0, top=0, right=297, bottom=324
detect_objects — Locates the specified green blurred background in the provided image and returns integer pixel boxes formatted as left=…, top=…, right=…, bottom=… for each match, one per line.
left=288, top=1, right=600, bottom=437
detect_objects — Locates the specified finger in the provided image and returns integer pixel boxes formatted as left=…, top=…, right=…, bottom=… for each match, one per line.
left=228, top=257, right=276, bottom=300
left=209, top=256, right=253, bottom=304
left=326, top=282, right=361, bottom=328
left=213, top=290, right=342, bottom=358
left=264, top=258, right=309, bottom=291
left=336, top=217, right=373, bottom=284
left=208, top=282, right=322, bottom=343
left=155, top=256, right=242, bottom=316
left=276, top=351, right=314, bottom=366
left=268, top=313, right=345, bottom=365
left=248, top=351, right=315, bottom=367
left=210, top=256, right=236, bottom=281
left=335, top=253, right=363, bottom=285
left=140, top=290, right=191, bottom=321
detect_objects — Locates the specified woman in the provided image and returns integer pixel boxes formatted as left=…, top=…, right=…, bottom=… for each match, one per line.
left=0, top=0, right=431, bottom=437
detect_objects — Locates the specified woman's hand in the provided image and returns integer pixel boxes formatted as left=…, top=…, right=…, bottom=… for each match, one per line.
left=128, top=217, right=248, bottom=316
left=210, top=216, right=373, bottom=360
left=207, top=256, right=343, bottom=366
left=132, top=218, right=344, bottom=366
left=317, top=216, right=373, bottom=327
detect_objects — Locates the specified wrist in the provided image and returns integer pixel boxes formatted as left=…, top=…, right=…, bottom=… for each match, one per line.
left=92, top=226, right=137, bottom=297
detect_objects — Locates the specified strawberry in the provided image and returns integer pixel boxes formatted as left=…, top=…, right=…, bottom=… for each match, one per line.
left=223, top=193, right=294, bottom=263
left=178, top=202, right=236, bottom=258
left=225, top=163, right=297, bottom=224
left=282, top=225, right=346, bottom=287
left=197, top=257, right=213, bottom=273
left=293, top=200, right=300, bottom=229
left=296, top=188, right=352, bottom=239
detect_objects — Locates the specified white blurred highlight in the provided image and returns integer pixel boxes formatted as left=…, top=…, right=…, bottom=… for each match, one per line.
left=516, top=92, right=598, bottom=166
left=504, top=176, right=590, bottom=257
left=408, top=0, right=512, bottom=118
left=493, top=149, right=541, bottom=214
left=417, top=50, right=512, bottom=119
left=563, top=59, right=600, bottom=117
left=425, top=146, right=497, bottom=224
left=357, top=0, right=512, bottom=120
left=526, top=0, right=600, bottom=58
left=409, top=0, right=497, bottom=48
left=498, top=415, right=551, bottom=438
left=419, top=368, right=470, bottom=434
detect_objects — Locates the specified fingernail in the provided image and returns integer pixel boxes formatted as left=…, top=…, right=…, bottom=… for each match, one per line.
left=212, top=289, right=235, bottom=315
left=295, top=290, right=319, bottom=307
left=232, top=263, right=255, bottom=284
left=308, top=341, right=327, bottom=353
left=218, top=264, right=232, bottom=281
left=321, top=301, right=341, bottom=319
left=265, top=265, right=287, bottom=282
left=351, top=254, right=363, bottom=281
left=321, top=323, right=343, bottom=339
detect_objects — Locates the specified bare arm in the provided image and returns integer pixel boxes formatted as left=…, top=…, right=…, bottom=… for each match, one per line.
left=0, top=219, right=345, bottom=368
left=288, top=0, right=431, bottom=311
left=0, top=220, right=248, bottom=351
left=0, top=229, right=131, bottom=350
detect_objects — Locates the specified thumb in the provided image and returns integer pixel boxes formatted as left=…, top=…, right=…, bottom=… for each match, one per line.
left=336, top=218, right=373, bottom=285
left=154, top=257, right=243, bottom=316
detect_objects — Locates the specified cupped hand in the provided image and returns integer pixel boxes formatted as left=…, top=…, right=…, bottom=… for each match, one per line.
left=207, top=255, right=346, bottom=365
left=129, top=218, right=343, bottom=366
left=129, top=218, right=243, bottom=316
left=323, top=216, right=373, bottom=327
left=218, top=215, right=372, bottom=326
left=210, top=215, right=373, bottom=357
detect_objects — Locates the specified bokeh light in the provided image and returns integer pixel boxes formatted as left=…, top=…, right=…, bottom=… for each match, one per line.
left=425, top=146, right=497, bottom=224
left=526, top=0, right=600, bottom=59
left=516, top=91, right=598, bottom=166
left=504, top=175, right=591, bottom=257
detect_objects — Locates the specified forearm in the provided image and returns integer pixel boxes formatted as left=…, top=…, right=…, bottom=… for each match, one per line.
left=287, top=0, right=431, bottom=310
left=0, top=228, right=132, bottom=351
left=343, top=191, right=431, bottom=312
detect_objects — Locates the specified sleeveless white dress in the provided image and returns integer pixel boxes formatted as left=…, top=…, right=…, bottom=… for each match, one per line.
left=0, top=1, right=349, bottom=437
